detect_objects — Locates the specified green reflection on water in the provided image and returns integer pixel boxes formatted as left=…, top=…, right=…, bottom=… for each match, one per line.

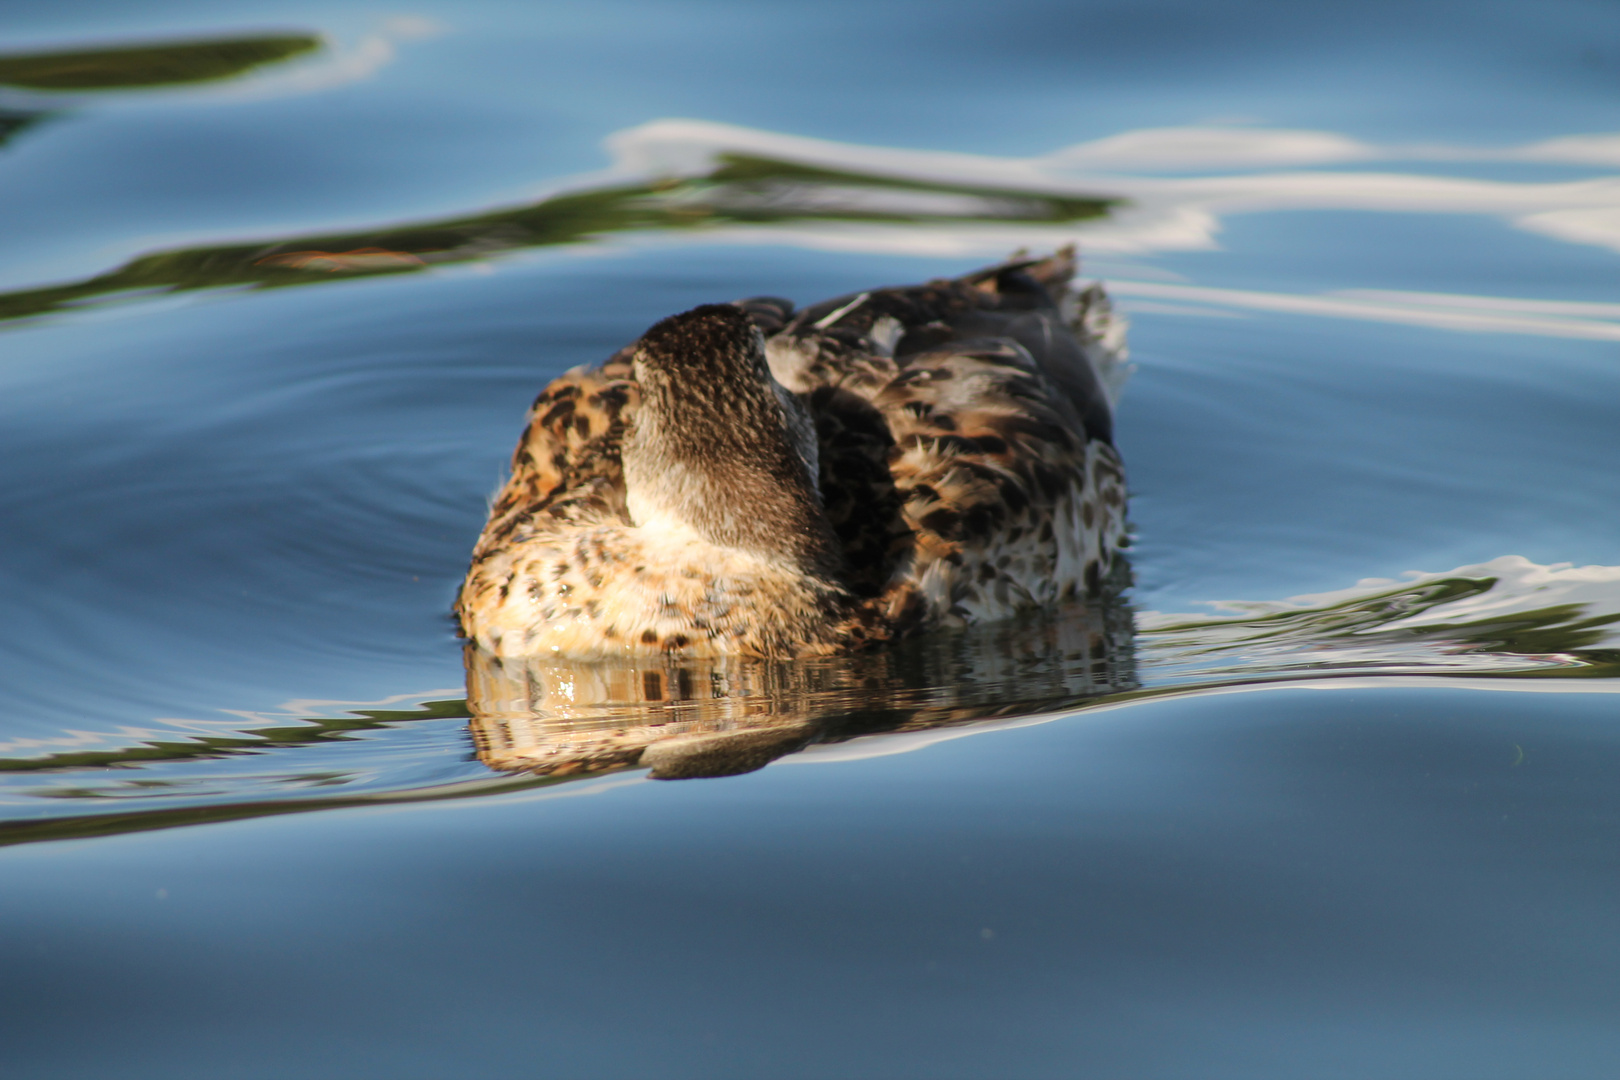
left=0, top=107, right=54, bottom=149
left=0, top=697, right=471, bottom=776
left=0, top=152, right=1116, bottom=324
left=1141, top=573, right=1620, bottom=684
left=0, top=34, right=321, bottom=91
left=0, top=771, right=557, bottom=850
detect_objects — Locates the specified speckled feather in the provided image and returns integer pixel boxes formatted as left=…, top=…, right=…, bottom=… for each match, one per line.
left=457, top=249, right=1129, bottom=658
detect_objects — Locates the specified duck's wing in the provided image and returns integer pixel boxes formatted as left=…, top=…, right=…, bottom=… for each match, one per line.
left=757, top=249, right=1130, bottom=626
left=951, top=253, right=1129, bottom=446
left=873, top=336, right=1128, bottom=625
left=763, top=248, right=1128, bottom=444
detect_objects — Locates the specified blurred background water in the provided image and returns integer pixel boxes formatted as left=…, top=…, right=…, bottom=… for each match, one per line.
left=2, top=1, right=1619, bottom=1076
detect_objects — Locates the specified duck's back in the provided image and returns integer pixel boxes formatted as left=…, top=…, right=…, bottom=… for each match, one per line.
left=760, top=249, right=1130, bottom=631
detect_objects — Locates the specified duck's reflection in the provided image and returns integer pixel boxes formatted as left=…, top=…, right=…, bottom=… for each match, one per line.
left=466, top=600, right=1136, bottom=780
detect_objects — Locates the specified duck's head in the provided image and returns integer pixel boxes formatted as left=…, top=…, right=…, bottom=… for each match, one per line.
left=623, top=304, right=842, bottom=580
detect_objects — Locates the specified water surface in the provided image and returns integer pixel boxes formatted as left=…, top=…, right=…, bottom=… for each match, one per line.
left=2, top=2, right=1619, bottom=1076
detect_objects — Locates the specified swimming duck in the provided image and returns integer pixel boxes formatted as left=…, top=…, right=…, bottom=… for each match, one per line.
left=456, top=248, right=1129, bottom=659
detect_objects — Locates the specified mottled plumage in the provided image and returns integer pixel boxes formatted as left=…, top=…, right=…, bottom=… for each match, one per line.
left=457, top=249, right=1130, bottom=659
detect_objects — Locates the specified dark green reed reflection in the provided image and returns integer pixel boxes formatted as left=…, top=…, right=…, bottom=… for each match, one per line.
left=0, top=34, right=320, bottom=91
left=0, top=34, right=323, bottom=162
left=0, top=153, right=1115, bottom=323
left=0, top=108, right=51, bottom=148
left=0, top=697, right=468, bottom=776
left=1140, top=571, right=1620, bottom=687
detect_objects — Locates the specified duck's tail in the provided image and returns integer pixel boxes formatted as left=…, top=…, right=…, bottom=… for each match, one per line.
left=972, top=246, right=1134, bottom=410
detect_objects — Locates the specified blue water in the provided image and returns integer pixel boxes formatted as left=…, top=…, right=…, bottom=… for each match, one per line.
left=3, top=1, right=1619, bottom=1075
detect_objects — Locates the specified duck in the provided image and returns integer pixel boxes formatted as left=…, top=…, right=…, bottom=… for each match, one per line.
left=456, top=247, right=1130, bottom=660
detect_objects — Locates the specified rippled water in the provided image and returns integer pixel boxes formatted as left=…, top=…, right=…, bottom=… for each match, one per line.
left=4, top=2, right=1620, bottom=1075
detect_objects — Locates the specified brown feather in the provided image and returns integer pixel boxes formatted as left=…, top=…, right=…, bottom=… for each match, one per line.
left=457, top=248, right=1129, bottom=658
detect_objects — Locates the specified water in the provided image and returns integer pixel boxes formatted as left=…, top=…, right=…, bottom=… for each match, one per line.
left=2, top=2, right=1619, bottom=1075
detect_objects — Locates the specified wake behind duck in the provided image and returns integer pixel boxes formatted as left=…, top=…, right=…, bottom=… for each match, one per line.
left=457, top=249, right=1130, bottom=659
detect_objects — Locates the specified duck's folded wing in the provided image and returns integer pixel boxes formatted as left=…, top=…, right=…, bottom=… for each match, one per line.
left=760, top=247, right=1127, bottom=444
left=757, top=250, right=1130, bottom=626
left=874, top=339, right=1128, bottom=622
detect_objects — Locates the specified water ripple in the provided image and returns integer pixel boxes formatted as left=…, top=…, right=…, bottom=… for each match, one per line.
left=1140, top=555, right=1620, bottom=685
left=2, top=556, right=1614, bottom=847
